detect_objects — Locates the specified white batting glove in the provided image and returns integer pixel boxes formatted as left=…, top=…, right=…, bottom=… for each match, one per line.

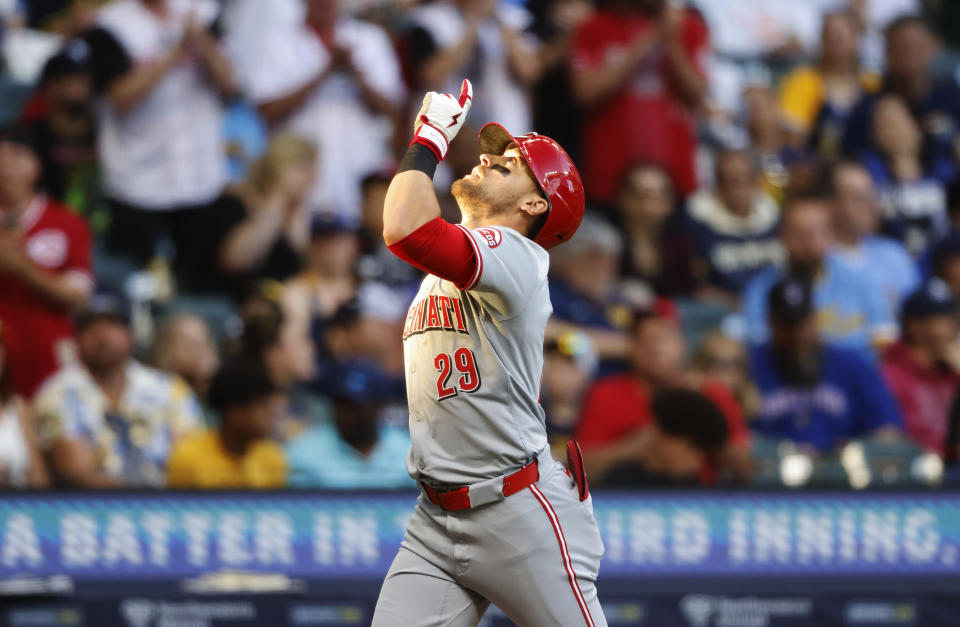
left=411, top=78, right=474, bottom=161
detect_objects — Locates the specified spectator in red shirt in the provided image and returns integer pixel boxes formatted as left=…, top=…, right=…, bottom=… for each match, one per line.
left=0, top=126, right=92, bottom=398
left=570, top=0, right=708, bottom=204
left=575, top=309, right=751, bottom=486
left=882, top=279, right=960, bottom=457
left=600, top=387, right=730, bottom=486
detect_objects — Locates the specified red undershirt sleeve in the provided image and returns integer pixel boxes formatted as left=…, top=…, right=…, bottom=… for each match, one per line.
left=387, top=216, right=480, bottom=290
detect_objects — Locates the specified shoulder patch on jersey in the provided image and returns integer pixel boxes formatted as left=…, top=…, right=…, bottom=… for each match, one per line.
left=476, top=227, right=502, bottom=248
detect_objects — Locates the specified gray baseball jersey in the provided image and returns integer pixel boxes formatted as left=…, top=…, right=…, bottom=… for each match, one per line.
left=401, top=224, right=551, bottom=485
left=376, top=222, right=607, bottom=627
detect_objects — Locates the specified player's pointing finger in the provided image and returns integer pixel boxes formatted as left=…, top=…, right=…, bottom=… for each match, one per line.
left=458, top=79, right=473, bottom=108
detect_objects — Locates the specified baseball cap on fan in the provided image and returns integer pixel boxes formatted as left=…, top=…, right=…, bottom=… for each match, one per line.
left=39, top=39, right=92, bottom=84
left=768, top=278, right=814, bottom=324
left=901, top=278, right=959, bottom=320
left=931, top=230, right=960, bottom=272
left=309, top=214, right=358, bottom=238
left=318, top=359, right=401, bottom=405
left=74, top=290, right=132, bottom=330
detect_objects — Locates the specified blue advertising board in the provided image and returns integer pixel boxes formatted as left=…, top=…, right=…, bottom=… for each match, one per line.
left=1, top=491, right=959, bottom=627
left=0, top=491, right=958, bottom=579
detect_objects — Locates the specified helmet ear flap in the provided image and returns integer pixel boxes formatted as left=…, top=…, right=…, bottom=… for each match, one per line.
left=528, top=208, right=550, bottom=241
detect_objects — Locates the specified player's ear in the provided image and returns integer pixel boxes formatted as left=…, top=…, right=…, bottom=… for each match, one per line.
left=519, top=193, right=548, bottom=217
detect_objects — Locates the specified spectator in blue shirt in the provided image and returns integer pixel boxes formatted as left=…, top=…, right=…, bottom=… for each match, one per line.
left=750, top=278, right=903, bottom=452
left=742, top=197, right=896, bottom=355
left=841, top=16, right=960, bottom=169
left=286, top=360, right=411, bottom=489
left=830, top=161, right=919, bottom=313
left=684, top=150, right=783, bottom=302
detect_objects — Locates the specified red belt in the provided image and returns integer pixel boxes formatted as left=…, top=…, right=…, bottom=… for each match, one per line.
left=420, top=459, right=539, bottom=511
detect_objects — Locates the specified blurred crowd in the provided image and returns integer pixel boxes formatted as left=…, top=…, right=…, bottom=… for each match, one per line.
left=2, top=0, right=960, bottom=491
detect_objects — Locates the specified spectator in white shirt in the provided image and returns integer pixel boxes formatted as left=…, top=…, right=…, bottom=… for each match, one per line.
left=85, top=0, right=237, bottom=269
left=406, top=0, right=542, bottom=174
left=691, top=0, right=823, bottom=119
left=244, top=0, right=405, bottom=222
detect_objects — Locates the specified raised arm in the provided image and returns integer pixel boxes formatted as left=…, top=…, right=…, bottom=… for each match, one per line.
left=107, top=45, right=184, bottom=116
left=660, top=6, right=707, bottom=108
left=256, top=43, right=352, bottom=127
left=187, top=18, right=238, bottom=98
left=571, top=30, right=659, bottom=108
left=0, top=229, right=90, bottom=311
left=382, top=79, right=482, bottom=290
left=382, top=168, right=443, bottom=245
left=382, top=79, right=474, bottom=245
left=257, top=69, right=330, bottom=126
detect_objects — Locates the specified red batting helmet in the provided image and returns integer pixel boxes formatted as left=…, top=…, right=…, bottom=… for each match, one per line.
left=478, top=123, right=585, bottom=249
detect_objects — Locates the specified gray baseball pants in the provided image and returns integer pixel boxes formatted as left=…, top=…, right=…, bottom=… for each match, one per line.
left=372, top=450, right=607, bottom=626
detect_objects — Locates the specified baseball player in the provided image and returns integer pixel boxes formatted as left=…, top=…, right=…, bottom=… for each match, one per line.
left=371, top=79, right=606, bottom=626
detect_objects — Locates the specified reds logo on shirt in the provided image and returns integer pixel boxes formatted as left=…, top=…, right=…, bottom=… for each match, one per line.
left=26, top=229, right=69, bottom=268
left=477, top=227, right=502, bottom=248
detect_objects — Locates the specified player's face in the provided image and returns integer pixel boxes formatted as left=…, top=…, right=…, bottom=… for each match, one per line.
left=452, top=147, right=544, bottom=220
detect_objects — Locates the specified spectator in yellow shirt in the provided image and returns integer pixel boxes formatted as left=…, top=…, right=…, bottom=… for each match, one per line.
left=166, top=360, right=287, bottom=489
left=778, top=11, right=880, bottom=160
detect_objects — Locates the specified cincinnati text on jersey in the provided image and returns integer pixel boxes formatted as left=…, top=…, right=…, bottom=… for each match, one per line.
left=402, top=294, right=470, bottom=340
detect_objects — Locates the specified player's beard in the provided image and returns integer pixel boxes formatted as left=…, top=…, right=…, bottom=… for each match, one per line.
left=452, top=176, right=517, bottom=221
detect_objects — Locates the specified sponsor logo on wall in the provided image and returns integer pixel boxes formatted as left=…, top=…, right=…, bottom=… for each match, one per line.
left=119, top=599, right=256, bottom=627
left=679, top=594, right=813, bottom=627
left=7, top=607, right=83, bottom=627
left=844, top=601, right=918, bottom=625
